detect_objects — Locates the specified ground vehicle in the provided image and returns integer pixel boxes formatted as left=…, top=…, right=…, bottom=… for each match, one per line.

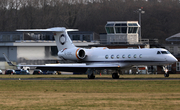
left=15, top=69, right=22, bottom=75
left=33, top=69, right=43, bottom=75
left=46, top=71, right=56, bottom=75
left=20, top=70, right=30, bottom=75
left=5, top=69, right=16, bottom=75
left=0, top=70, right=2, bottom=75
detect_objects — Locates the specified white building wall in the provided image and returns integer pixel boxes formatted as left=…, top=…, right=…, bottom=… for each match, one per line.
left=17, top=47, right=45, bottom=60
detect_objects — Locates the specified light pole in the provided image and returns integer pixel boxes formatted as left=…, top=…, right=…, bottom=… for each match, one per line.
left=138, top=7, right=145, bottom=42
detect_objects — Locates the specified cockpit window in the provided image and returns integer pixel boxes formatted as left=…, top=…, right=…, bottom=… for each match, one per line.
left=166, top=51, right=171, bottom=54
left=157, top=51, right=161, bottom=54
left=161, top=51, right=170, bottom=54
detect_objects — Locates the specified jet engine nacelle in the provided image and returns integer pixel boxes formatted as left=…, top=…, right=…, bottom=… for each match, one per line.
left=58, top=48, right=86, bottom=60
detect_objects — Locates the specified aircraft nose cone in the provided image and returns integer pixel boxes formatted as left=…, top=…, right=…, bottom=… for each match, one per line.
left=175, top=57, right=178, bottom=62
left=172, top=56, right=178, bottom=63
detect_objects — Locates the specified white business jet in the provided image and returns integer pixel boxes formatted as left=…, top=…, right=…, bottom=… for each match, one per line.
left=3, top=27, right=178, bottom=79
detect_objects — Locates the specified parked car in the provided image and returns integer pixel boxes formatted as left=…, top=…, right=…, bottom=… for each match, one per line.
left=15, top=69, right=22, bottom=75
left=20, top=70, right=30, bottom=75
left=56, top=71, right=61, bottom=75
left=46, top=71, right=56, bottom=75
left=0, top=70, right=2, bottom=75
left=5, top=69, right=16, bottom=75
left=42, top=70, right=47, bottom=75
left=33, top=69, right=43, bottom=75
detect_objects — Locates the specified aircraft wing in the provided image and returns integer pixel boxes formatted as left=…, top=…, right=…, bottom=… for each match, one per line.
left=3, top=53, right=128, bottom=73
left=17, top=63, right=124, bottom=73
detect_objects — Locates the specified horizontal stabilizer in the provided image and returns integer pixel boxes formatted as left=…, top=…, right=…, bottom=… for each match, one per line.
left=16, top=27, right=78, bottom=32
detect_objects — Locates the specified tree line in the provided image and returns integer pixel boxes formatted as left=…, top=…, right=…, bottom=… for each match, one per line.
left=0, top=0, right=180, bottom=43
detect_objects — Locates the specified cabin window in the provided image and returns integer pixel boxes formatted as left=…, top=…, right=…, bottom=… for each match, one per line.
left=134, top=54, right=137, bottom=58
left=105, top=55, right=108, bottom=59
left=157, top=51, right=161, bottom=54
left=139, top=54, right=142, bottom=58
left=128, top=54, right=131, bottom=58
left=111, top=55, right=114, bottom=59
left=122, top=54, right=125, bottom=58
left=117, top=55, right=120, bottom=59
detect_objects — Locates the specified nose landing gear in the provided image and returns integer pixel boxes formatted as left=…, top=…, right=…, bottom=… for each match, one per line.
left=163, top=66, right=169, bottom=77
left=87, top=69, right=95, bottom=79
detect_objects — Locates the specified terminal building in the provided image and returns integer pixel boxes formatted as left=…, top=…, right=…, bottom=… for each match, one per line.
left=0, top=31, right=99, bottom=69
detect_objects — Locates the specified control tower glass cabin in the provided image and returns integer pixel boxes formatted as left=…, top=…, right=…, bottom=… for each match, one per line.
left=105, top=21, right=140, bottom=44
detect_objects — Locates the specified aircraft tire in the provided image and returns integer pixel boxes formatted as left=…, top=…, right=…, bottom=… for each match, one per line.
left=164, top=73, right=169, bottom=77
left=88, top=74, right=95, bottom=79
left=112, top=73, right=119, bottom=79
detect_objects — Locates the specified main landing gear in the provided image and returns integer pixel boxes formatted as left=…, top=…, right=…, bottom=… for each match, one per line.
left=87, top=69, right=121, bottom=79
left=88, top=73, right=95, bottom=79
left=163, top=66, right=169, bottom=77
left=87, top=69, right=95, bottom=79
left=112, top=73, right=119, bottom=79
left=112, top=69, right=121, bottom=79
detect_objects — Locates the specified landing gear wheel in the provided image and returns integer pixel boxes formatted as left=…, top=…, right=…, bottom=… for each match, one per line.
left=164, top=73, right=169, bottom=77
left=112, top=73, right=119, bottom=79
left=88, top=74, right=95, bottom=79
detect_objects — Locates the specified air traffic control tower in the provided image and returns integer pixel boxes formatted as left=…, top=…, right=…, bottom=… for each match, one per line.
left=105, top=21, right=140, bottom=44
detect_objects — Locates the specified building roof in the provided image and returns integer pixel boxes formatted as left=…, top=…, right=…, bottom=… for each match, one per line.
left=166, top=33, right=180, bottom=41
left=0, top=40, right=99, bottom=47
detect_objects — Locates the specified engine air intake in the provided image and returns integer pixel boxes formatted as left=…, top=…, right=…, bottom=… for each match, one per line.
left=76, top=48, right=86, bottom=60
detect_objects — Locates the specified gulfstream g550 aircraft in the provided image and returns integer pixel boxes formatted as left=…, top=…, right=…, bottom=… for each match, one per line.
left=3, top=27, right=177, bottom=79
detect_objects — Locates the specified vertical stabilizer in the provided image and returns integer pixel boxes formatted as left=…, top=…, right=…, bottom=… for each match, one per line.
left=53, top=29, right=76, bottom=51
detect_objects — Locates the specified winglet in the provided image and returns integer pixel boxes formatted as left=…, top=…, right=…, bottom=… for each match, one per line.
left=2, top=53, right=16, bottom=66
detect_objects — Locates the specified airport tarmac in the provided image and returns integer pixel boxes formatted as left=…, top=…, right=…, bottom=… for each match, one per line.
left=0, top=77, right=180, bottom=80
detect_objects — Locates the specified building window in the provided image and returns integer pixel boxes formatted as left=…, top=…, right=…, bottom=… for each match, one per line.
left=106, top=27, right=114, bottom=34
left=115, top=23, right=127, bottom=34
left=83, top=35, right=90, bottom=42
left=176, top=62, right=180, bottom=71
left=12, top=35, right=21, bottom=41
left=72, top=35, right=80, bottom=40
left=2, top=35, right=10, bottom=41
left=167, top=65, right=172, bottom=71
left=178, top=47, right=180, bottom=55
left=105, top=23, right=114, bottom=34
left=105, top=55, right=108, bottom=59
left=128, top=27, right=138, bottom=33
